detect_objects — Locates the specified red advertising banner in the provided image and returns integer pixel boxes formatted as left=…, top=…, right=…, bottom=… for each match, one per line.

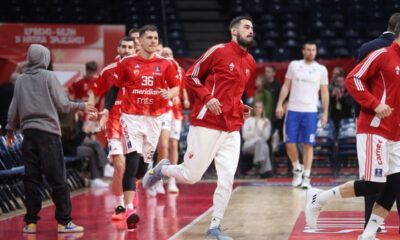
left=0, top=23, right=125, bottom=85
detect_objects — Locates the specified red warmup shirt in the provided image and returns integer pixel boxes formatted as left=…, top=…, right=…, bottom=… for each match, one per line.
left=186, top=40, right=256, bottom=131
left=113, top=54, right=180, bottom=116
left=345, top=42, right=400, bottom=141
left=92, top=62, right=125, bottom=117
left=68, top=75, right=98, bottom=101
left=170, top=59, right=186, bottom=120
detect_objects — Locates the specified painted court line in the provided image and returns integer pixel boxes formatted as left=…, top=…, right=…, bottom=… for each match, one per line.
left=168, top=186, right=242, bottom=240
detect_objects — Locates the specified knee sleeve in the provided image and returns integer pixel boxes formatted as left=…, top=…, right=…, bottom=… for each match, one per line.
left=377, top=173, right=400, bottom=211
left=135, top=157, right=149, bottom=180
left=122, top=152, right=140, bottom=191
left=354, top=180, right=385, bottom=197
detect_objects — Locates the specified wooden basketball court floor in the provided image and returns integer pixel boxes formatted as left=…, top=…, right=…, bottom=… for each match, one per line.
left=1, top=178, right=400, bottom=240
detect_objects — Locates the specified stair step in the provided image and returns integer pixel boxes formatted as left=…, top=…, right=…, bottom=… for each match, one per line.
left=175, top=0, right=221, bottom=10
left=179, top=11, right=225, bottom=21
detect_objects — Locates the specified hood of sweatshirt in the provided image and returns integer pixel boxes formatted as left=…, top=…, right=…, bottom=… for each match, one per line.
left=26, top=44, right=50, bottom=72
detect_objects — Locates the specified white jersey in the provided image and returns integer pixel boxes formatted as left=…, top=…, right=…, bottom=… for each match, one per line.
left=285, top=60, right=328, bottom=112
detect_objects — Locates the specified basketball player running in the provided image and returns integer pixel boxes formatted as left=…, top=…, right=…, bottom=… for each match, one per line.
left=142, top=16, right=256, bottom=239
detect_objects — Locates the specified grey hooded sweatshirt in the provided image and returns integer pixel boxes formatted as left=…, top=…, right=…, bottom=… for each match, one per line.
left=6, top=44, right=85, bottom=136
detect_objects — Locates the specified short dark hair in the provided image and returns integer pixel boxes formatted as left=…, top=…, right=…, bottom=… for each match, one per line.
left=265, top=65, right=276, bottom=72
left=119, top=36, right=134, bottom=46
left=85, top=61, right=98, bottom=73
left=128, top=27, right=140, bottom=35
left=302, top=41, right=317, bottom=49
left=139, top=25, right=158, bottom=37
left=388, top=13, right=400, bottom=32
left=229, top=16, right=253, bottom=29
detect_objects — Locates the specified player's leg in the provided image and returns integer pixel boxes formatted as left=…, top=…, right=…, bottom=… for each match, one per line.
left=206, top=131, right=240, bottom=239
left=305, top=134, right=388, bottom=229
left=284, top=110, right=303, bottom=187
left=299, top=112, right=318, bottom=189
left=143, top=126, right=221, bottom=188
left=168, top=118, right=182, bottom=193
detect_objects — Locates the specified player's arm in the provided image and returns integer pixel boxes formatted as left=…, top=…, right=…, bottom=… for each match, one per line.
left=320, top=85, right=329, bottom=127
left=160, top=61, right=181, bottom=99
left=186, top=45, right=221, bottom=105
left=345, top=49, right=389, bottom=118
left=275, top=78, right=291, bottom=119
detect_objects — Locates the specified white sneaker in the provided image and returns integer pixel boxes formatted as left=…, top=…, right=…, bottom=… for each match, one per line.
left=155, top=180, right=165, bottom=194
left=305, top=188, right=325, bottom=229
left=146, top=185, right=157, bottom=198
left=168, top=177, right=179, bottom=193
left=90, top=178, right=109, bottom=188
left=301, top=177, right=311, bottom=189
left=292, top=165, right=304, bottom=187
left=357, top=235, right=376, bottom=240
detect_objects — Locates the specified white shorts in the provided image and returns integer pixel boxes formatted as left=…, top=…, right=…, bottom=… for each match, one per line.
left=120, top=113, right=163, bottom=163
left=357, top=134, right=400, bottom=182
left=169, top=119, right=182, bottom=140
left=160, top=111, right=173, bottom=131
left=108, top=138, right=124, bottom=156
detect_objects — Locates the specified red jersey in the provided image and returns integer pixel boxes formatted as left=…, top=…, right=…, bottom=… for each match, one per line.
left=186, top=41, right=256, bottom=131
left=92, top=62, right=125, bottom=117
left=113, top=54, right=179, bottom=116
left=170, top=59, right=185, bottom=120
left=345, top=42, right=400, bottom=141
left=68, top=75, right=98, bottom=101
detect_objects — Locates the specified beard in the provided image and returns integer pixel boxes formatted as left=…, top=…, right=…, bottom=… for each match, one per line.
left=237, top=34, right=255, bottom=48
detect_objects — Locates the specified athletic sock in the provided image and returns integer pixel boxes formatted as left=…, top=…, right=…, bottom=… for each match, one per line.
left=319, top=186, right=342, bottom=202
left=362, top=214, right=383, bottom=237
left=115, top=195, right=124, bottom=207
left=209, top=217, right=221, bottom=229
left=126, top=203, right=134, bottom=210
left=304, top=169, right=311, bottom=178
left=293, top=160, right=301, bottom=171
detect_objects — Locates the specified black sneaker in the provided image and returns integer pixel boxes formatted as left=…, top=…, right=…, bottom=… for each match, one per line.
left=111, top=205, right=126, bottom=221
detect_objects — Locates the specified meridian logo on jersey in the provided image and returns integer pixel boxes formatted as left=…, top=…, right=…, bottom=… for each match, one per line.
left=395, top=65, right=400, bottom=75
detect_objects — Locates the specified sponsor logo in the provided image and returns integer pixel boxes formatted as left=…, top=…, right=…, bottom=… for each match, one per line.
left=127, top=141, right=132, bottom=149
left=188, top=151, right=194, bottom=159
left=375, top=168, right=383, bottom=177
left=132, top=89, right=160, bottom=95
left=396, top=65, right=400, bottom=75
left=155, top=66, right=161, bottom=73
left=376, top=139, right=383, bottom=165
left=135, top=64, right=140, bottom=69
left=245, top=68, right=250, bottom=77
left=309, top=134, right=315, bottom=143
left=137, top=97, right=154, bottom=104
left=229, top=62, right=234, bottom=71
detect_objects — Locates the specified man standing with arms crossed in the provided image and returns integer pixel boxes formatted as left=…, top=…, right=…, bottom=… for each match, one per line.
left=101, top=25, right=179, bottom=229
left=275, top=42, right=329, bottom=189
left=143, top=16, right=256, bottom=239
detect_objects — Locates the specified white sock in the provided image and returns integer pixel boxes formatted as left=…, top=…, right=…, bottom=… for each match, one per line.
left=304, top=169, right=311, bottom=178
left=115, top=195, right=124, bottom=207
left=126, top=203, right=134, bottom=210
left=362, top=214, right=383, bottom=237
left=210, top=217, right=221, bottom=229
left=161, top=165, right=169, bottom=176
left=319, top=186, right=342, bottom=202
left=293, top=160, right=301, bottom=170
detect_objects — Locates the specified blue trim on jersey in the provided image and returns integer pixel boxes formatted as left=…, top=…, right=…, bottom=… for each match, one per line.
left=285, top=110, right=318, bottom=145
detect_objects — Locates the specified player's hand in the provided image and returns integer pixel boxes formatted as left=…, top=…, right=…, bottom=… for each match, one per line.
left=6, top=131, right=15, bottom=148
left=320, top=114, right=328, bottom=128
left=206, top=98, right=222, bottom=115
left=98, top=109, right=109, bottom=131
left=183, top=99, right=190, bottom=109
left=243, top=105, right=252, bottom=120
left=159, top=88, right=170, bottom=99
left=374, top=103, right=393, bottom=119
left=275, top=105, right=284, bottom=119
left=84, top=102, right=97, bottom=113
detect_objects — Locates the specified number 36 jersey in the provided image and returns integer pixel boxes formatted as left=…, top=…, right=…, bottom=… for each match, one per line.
left=113, top=54, right=179, bottom=116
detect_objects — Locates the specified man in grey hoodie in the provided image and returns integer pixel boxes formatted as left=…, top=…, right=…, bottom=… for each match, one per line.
left=6, top=44, right=96, bottom=233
